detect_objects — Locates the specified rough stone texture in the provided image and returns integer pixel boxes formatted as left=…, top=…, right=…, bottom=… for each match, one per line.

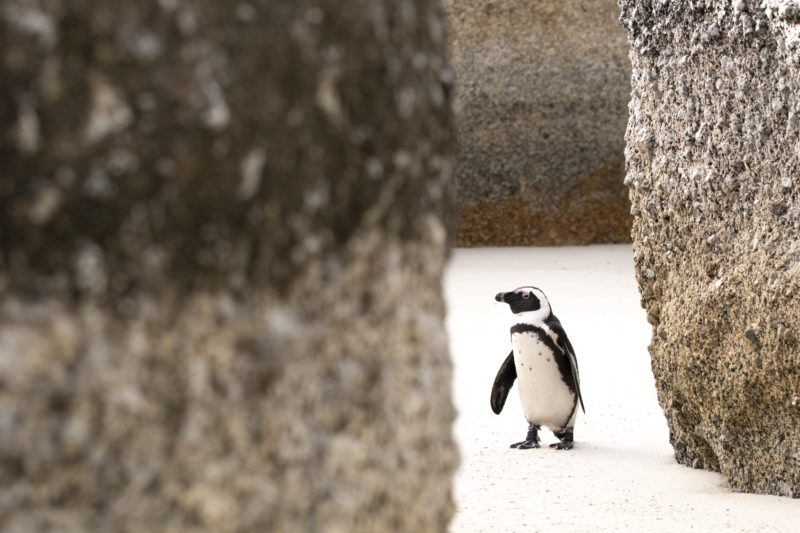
left=621, top=0, right=800, bottom=497
left=445, top=0, right=633, bottom=246
left=0, top=1, right=457, bottom=530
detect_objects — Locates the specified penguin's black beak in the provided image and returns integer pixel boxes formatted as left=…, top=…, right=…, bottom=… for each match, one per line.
left=495, top=292, right=507, bottom=303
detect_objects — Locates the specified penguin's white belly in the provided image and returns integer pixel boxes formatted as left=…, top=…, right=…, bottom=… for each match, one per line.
left=512, top=331, right=576, bottom=430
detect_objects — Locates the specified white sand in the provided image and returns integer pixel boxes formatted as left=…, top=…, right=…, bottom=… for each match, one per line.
left=445, top=245, right=800, bottom=532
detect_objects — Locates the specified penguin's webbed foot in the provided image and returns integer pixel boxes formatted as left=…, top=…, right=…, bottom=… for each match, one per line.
left=510, top=439, right=540, bottom=449
left=510, top=423, right=540, bottom=450
left=549, top=428, right=574, bottom=450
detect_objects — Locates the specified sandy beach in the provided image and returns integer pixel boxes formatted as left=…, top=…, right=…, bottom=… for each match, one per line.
left=445, top=245, right=800, bottom=532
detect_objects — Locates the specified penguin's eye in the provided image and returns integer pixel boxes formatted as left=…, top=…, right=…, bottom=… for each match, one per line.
left=521, top=292, right=530, bottom=299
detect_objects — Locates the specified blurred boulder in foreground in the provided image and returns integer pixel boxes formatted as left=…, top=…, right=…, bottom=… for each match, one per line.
left=621, top=0, right=800, bottom=497
left=0, top=0, right=457, bottom=530
left=445, top=0, right=632, bottom=246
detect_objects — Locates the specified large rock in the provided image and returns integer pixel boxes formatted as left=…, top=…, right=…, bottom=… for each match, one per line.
left=446, top=0, right=632, bottom=246
left=0, top=1, right=457, bottom=530
left=621, top=0, right=800, bottom=497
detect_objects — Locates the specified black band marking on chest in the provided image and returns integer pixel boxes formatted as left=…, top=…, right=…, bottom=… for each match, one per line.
left=510, top=323, right=577, bottom=398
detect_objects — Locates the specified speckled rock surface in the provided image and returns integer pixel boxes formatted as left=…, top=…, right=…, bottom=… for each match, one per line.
left=620, top=0, right=800, bottom=497
left=445, top=0, right=632, bottom=246
left=0, top=1, right=457, bottom=530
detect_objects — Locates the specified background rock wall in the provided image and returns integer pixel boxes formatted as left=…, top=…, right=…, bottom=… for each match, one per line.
left=620, top=0, right=800, bottom=497
left=0, top=0, right=457, bottom=530
left=446, top=0, right=632, bottom=246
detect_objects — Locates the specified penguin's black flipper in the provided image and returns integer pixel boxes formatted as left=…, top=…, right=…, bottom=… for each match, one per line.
left=561, top=337, right=585, bottom=414
left=490, top=351, right=517, bottom=414
left=547, top=317, right=585, bottom=414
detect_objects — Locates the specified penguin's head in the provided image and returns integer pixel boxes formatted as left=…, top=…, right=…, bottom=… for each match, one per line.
left=495, top=286, right=551, bottom=319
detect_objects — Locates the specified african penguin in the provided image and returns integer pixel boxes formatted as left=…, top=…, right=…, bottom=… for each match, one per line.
left=490, top=286, right=585, bottom=450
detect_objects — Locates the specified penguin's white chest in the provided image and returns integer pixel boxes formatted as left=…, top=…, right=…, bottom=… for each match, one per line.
left=512, top=330, right=577, bottom=430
